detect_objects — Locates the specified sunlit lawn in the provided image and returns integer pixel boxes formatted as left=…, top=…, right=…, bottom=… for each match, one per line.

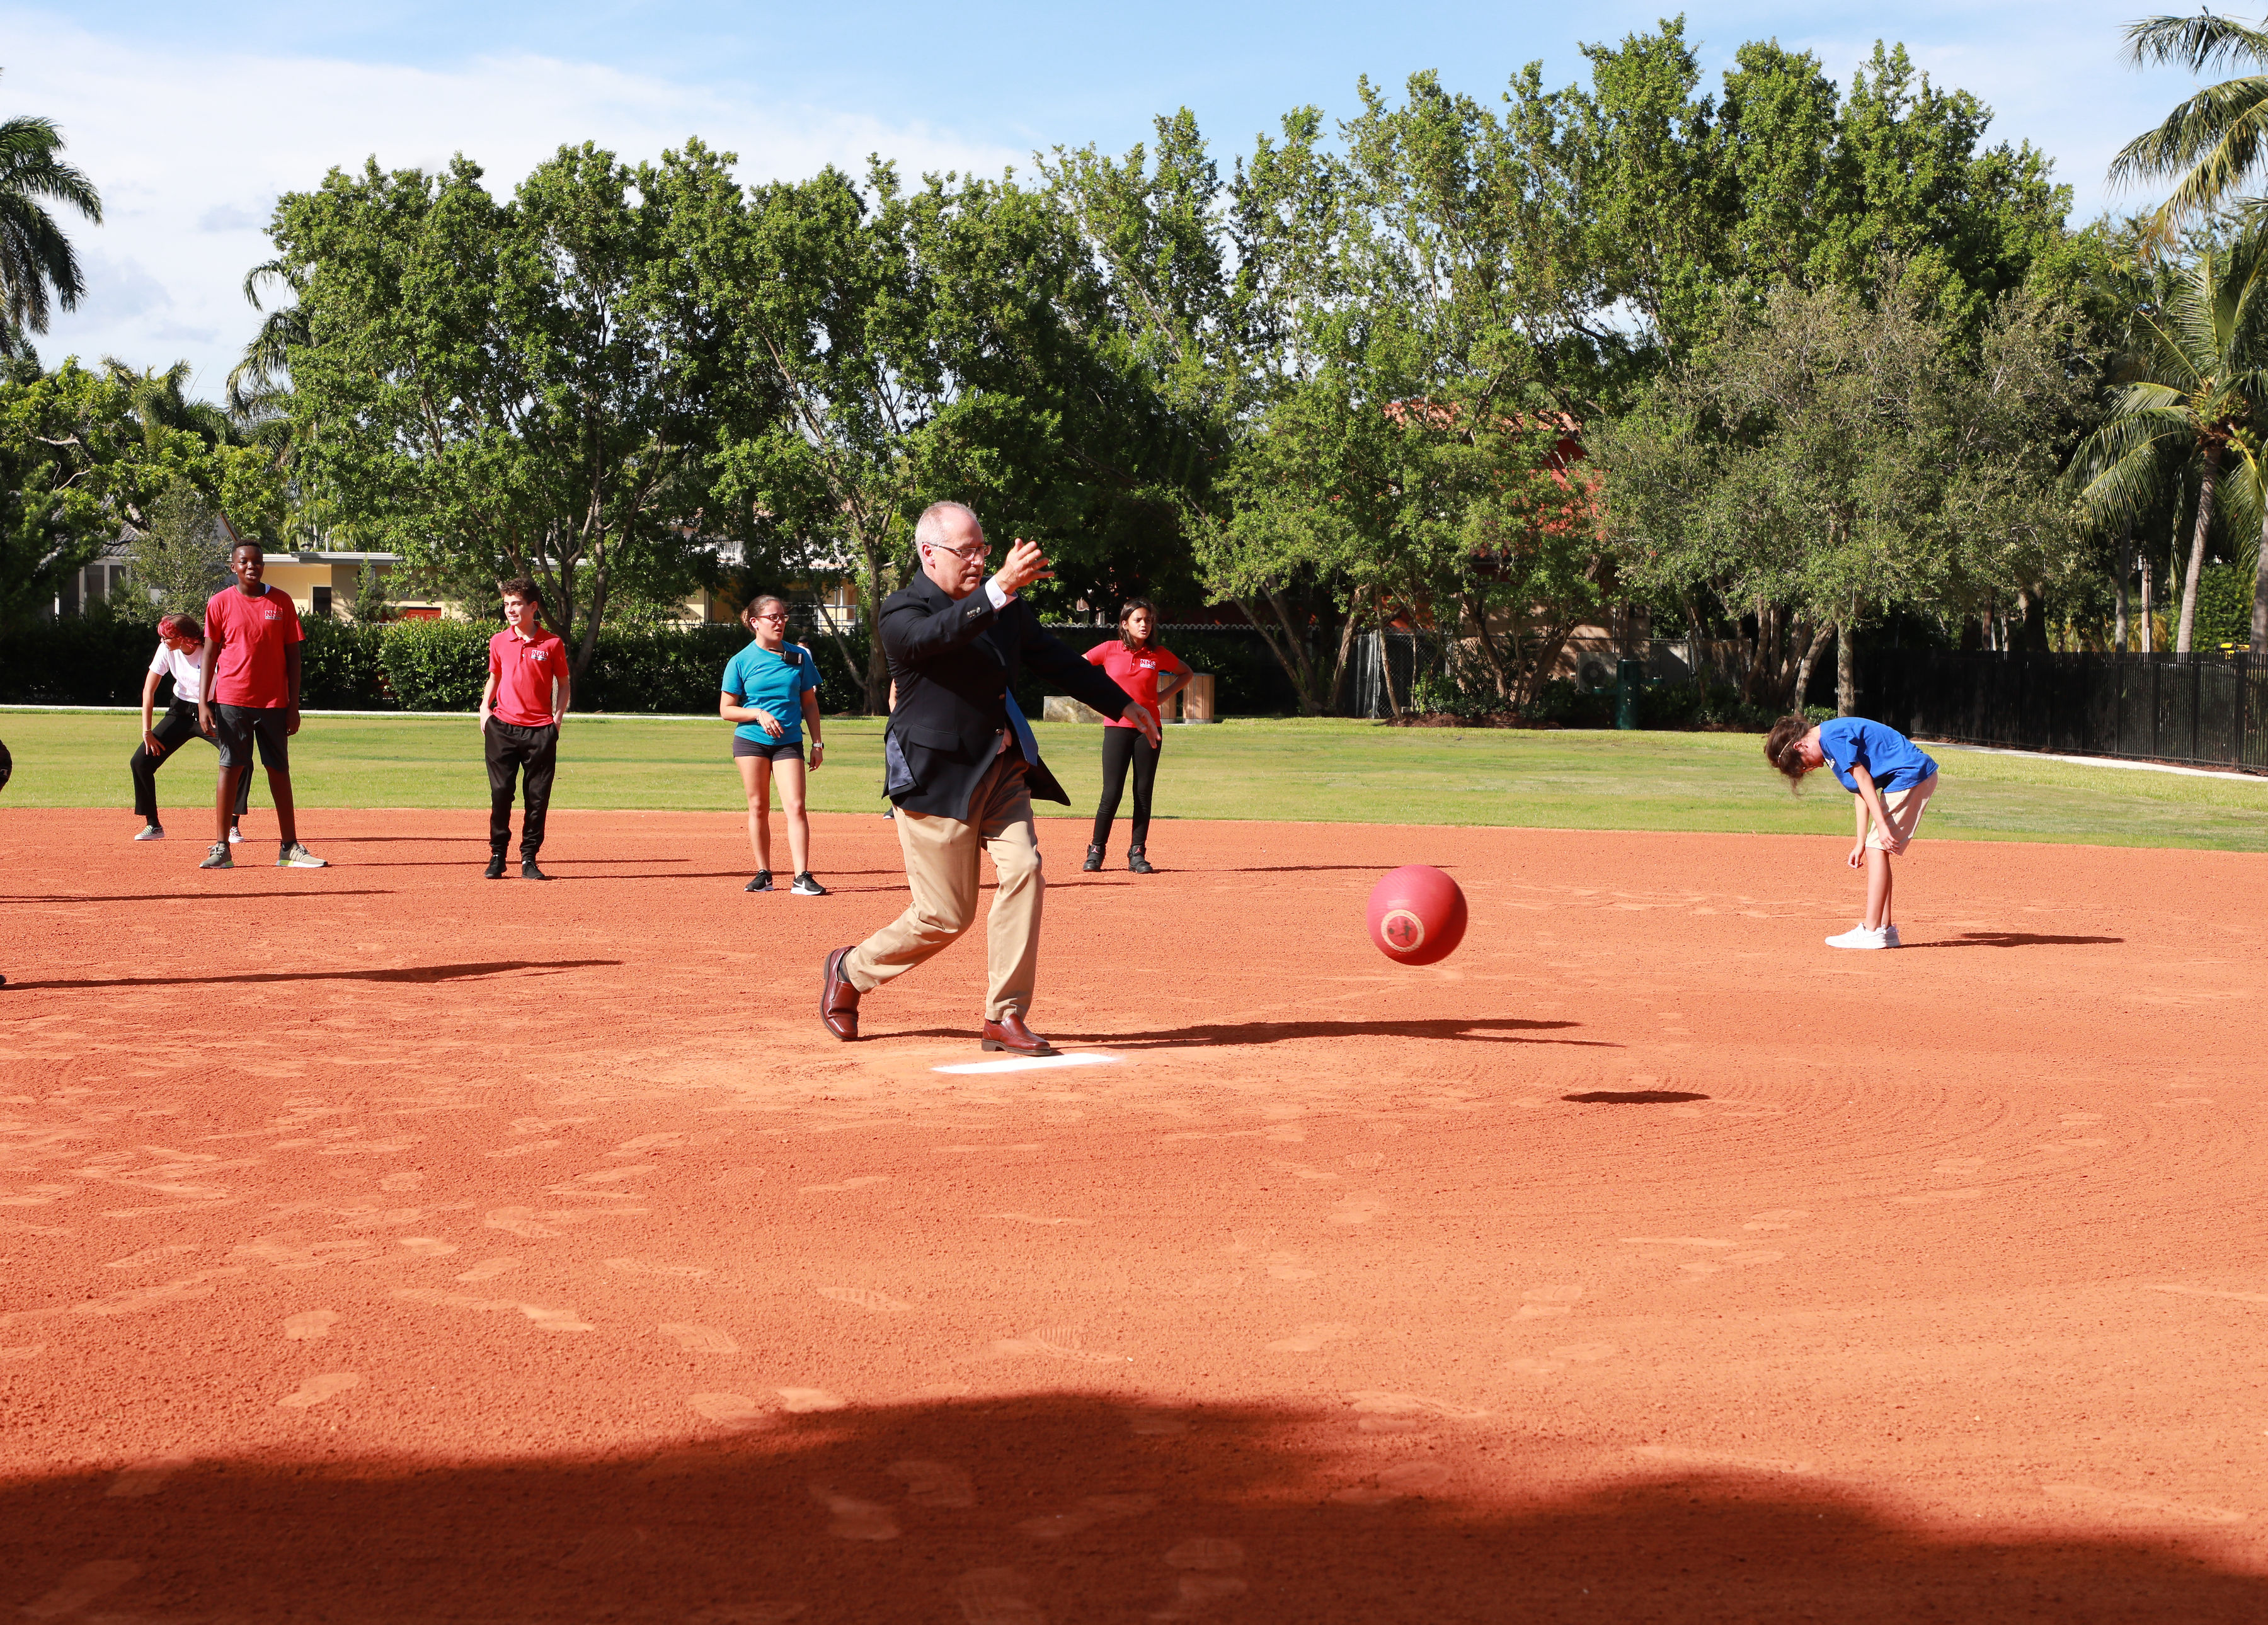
left=4, top=709, right=2264, bottom=850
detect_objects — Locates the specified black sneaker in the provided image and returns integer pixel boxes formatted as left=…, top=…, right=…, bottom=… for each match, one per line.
left=1082, top=844, right=1104, bottom=872
left=1128, top=847, right=1154, bottom=874
left=484, top=853, right=507, bottom=879
left=791, top=872, right=828, bottom=896
left=521, top=859, right=551, bottom=881
left=745, top=870, right=773, bottom=893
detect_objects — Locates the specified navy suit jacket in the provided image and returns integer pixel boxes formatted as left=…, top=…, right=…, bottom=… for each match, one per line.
left=880, top=573, right=1135, bottom=819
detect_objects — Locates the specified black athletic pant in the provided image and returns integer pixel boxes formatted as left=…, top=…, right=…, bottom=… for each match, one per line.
left=1090, top=726, right=1160, bottom=849
left=131, top=700, right=249, bottom=821
left=485, top=719, right=558, bottom=858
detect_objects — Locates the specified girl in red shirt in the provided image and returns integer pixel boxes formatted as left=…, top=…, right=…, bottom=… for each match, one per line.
left=1082, top=600, right=1191, bottom=874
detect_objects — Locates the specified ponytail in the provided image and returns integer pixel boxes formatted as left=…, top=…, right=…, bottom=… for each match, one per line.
left=1763, top=714, right=1811, bottom=790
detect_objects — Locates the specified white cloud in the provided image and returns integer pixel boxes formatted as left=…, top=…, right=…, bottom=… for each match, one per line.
left=6, top=11, right=1022, bottom=393
left=67, top=249, right=174, bottom=327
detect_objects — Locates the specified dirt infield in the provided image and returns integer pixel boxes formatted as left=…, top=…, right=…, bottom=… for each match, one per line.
left=3, top=806, right=2265, bottom=1622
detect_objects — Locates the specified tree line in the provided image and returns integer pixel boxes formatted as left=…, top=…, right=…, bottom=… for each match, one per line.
left=9, top=18, right=2268, bottom=717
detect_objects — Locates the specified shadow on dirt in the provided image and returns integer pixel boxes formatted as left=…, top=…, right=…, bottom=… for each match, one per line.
left=896, top=1017, right=1610, bottom=1050
left=1911, top=933, right=2126, bottom=950
left=1562, top=1090, right=1710, bottom=1104
left=3, top=1393, right=2258, bottom=1622
left=0, top=889, right=397, bottom=905
left=10, top=958, right=622, bottom=991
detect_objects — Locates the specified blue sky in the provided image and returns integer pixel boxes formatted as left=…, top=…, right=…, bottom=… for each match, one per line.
left=3, top=1, right=2191, bottom=396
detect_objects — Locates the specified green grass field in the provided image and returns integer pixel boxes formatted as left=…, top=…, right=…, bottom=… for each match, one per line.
left=4, top=709, right=2264, bottom=850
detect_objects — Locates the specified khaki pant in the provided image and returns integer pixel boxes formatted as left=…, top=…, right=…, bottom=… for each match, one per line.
left=1865, top=772, right=1937, bottom=851
left=845, top=753, right=1044, bottom=1020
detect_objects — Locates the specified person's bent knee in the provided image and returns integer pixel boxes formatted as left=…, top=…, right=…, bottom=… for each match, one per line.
left=913, top=900, right=976, bottom=940
left=995, top=848, right=1044, bottom=889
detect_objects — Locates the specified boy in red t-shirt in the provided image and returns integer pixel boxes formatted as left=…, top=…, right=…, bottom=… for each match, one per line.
left=195, top=539, right=325, bottom=870
left=478, top=577, right=572, bottom=880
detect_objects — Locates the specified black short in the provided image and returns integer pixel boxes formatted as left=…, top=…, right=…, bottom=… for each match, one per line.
left=732, top=736, right=805, bottom=762
left=210, top=704, right=290, bottom=771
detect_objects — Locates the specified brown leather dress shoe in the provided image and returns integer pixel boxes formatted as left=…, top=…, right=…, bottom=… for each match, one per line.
left=980, top=1013, right=1057, bottom=1057
left=820, top=947, right=861, bottom=1041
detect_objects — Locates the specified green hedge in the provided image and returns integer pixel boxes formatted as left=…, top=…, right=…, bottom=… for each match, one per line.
left=0, top=614, right=879, bottom=714
left=375, top=620, right=490, bottom=710
left=0, top=615, right=154, bottom=704
left=302, top=620, right=390, bottom=708
left=2196, top=563, right=2257, bottom=650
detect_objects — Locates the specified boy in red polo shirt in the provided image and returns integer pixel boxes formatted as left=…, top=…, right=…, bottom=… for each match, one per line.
left=478, top=577, right=571, bottom=880
left=196, top=539, right=325, bottom=870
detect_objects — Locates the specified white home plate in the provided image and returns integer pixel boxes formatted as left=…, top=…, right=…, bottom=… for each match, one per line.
left=932, top=1051, right=1122, bottom=1076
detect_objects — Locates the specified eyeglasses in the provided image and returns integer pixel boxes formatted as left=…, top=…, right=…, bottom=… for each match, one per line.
left=923, top=541, right=988, bottom=562
left=752, top=612, right=786, bottom=623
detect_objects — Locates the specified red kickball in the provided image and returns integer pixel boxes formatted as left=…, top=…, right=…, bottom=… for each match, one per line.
left=1366, top=864, right=1468, bottom=966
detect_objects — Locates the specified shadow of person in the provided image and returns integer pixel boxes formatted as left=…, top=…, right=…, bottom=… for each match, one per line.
left=1562, top=1089, right=1710, bottom=1103
left=12, top=959, right=621, bottom=991
left=893, top=1017, right=1613, bottom=1051
left=4, top=1393, right=2260, bottom=1622
left=0, top=889, right=398, bottom=905
left=1910, top=932, right=2126, bottom=950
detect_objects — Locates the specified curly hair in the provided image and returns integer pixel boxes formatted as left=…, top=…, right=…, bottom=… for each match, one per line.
left=1763, top=714, right=1814, bottom=790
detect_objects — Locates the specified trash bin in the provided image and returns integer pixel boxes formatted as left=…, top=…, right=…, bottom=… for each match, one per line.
left=1615, top=657, right=1643, bottom=731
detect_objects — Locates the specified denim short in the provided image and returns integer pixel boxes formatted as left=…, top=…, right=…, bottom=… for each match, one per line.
left=732, top=736, right=805, bottom=761
left=210, top=704, right=290, bottom=770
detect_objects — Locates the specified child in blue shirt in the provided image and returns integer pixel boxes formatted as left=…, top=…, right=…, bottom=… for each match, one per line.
left=720, top=596, right=827, bottom=896
left=1765, top=714, right=1939, bottom=950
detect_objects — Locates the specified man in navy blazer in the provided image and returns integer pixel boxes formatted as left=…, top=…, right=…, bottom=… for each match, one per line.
left=821, top=501, right=1159, bottom=1056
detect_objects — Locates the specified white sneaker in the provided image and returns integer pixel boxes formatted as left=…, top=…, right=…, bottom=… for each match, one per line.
left=134, top=824, right=165, bottom=841
left=1825, top=924, right=1890, bottom=950
left=227, top=828, right=243, bottom=844
left=1879, top=923, right=1902, bottom=948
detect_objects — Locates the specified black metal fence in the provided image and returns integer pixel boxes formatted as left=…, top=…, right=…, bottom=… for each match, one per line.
left=1860, top=649, right=2268, bottom=773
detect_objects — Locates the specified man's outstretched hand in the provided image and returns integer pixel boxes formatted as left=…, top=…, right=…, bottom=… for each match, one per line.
left=1123, top=702, right=1161, bottom=746
left=995, top=539, right=1052, bottom=598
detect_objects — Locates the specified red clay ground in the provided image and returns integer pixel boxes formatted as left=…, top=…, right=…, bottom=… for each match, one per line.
left=2, top=806, right=2264, bottom=1623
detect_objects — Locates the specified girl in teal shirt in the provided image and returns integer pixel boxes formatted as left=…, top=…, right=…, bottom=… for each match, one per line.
left=720, top=596, right=826, bottom=895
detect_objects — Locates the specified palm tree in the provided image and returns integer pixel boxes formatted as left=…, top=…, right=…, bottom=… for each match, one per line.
left=226, top=258, right=306, bottom=425
left=101, top=358, right=234, bottom=451
left=2076, top=230, right=2268, bottom=653
left=0, top=70, right=101, bottom=348
left=2110, top=13, right=2268, bottom=234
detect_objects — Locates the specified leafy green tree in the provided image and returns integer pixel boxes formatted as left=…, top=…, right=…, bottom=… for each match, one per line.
left=1048, top=110, right=1375, bottom=710
left=1542, top=25, right=2070, bottom=360
left=0, top=71, right=101, bottom=354
left=263, top=142, right=752, bottom=677
left=680, top=159, right=940, bottom=711
left=126, top=477, right=233, bottom=614
left=0, top=359, right=274, bottom=624
left=1601, top=277, right=2086, bottom=709
left=1052, top=93, right=1610, bottom=714
left=690, top=153, right=1204, bottom=711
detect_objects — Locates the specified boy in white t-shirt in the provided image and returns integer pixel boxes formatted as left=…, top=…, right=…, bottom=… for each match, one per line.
left=130, top=613, right=248, bottom=842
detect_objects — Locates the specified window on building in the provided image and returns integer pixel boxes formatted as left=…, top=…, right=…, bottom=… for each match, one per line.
left=313, top=586, right=333, bottom=619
